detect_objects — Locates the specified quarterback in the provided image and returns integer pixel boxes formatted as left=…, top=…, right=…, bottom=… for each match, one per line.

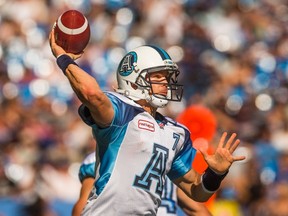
left=49, top=28, right=245, bottom=215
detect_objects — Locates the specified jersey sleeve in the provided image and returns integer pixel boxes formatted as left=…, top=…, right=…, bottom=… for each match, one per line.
left=78, top=92, right=142, bottom=127
left=167, top=129, right=196, bottom=180
left=78, top=104, right=95, bottom=126
left=78, top=92, right=143, bottom=147
left=78, top=152, right=96, bottom=182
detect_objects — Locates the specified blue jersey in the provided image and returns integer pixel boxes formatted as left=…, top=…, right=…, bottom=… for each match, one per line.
left=78, top=92, right=196, bottom=215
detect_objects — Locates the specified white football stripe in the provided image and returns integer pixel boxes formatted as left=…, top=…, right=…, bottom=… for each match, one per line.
left=57, top=14, right=88, bottom=35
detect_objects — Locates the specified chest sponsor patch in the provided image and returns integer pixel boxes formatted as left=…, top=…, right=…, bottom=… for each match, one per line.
left=138, top=120, right=155, bottom=132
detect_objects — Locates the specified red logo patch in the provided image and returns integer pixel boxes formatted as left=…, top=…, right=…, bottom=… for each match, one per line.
left=138, top=120, right=155, bottom=132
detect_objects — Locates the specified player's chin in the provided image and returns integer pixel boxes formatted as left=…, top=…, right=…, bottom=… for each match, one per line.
left=154, top=93, right=167, bottom=99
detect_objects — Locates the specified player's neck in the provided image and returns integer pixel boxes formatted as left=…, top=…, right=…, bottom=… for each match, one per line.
left=137, top=100, right=157, bottom=118
left=145, top=106, right=157, bottom=118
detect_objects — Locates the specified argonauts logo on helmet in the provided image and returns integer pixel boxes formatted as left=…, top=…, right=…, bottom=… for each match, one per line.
left=118, top=51, right=137, bottom=76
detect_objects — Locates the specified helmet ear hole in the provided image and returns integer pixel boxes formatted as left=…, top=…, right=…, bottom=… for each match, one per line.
left=131, top=83, right=138, bottom=90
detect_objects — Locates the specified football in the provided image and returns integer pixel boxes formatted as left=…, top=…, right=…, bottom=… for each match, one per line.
left=54, top=10, right=90, bottom=54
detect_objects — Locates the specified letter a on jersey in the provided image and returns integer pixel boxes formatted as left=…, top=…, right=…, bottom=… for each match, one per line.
left=133, top=144, right=169, bottom=196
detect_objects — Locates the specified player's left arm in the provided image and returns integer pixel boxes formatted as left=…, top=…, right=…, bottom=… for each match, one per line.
left=173, top=132, right=245, bottom=202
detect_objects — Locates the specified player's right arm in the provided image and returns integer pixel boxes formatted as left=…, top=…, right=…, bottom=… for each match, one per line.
left=49, top=29, right=114, bottom=127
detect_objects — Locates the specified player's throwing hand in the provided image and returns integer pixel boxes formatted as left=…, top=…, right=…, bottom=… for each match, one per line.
left=49, top=28, right=83, bottom=60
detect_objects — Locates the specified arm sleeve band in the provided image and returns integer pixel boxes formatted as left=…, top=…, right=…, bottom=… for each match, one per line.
left=56, top=54, right=78, bottom=74
left=202, top=167, right=228, bottom=192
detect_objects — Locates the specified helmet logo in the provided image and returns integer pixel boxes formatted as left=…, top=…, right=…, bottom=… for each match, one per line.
left=118, top=51, right=137, bottom=76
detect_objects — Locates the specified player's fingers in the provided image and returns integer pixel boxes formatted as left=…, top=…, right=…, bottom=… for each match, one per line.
left=232, top=155, right=246, bottom=162
left=229, top=139, right=240, bottom=153
left=48, top=31, right=52, bottom=43
left=224, top=133, right=237, bottom=149
left=218, top=132, right=227, bottom=148
left=50, top=28, right=55, bottom=44
left=49, top=33, right=54, bottom=49
left=71, top=51, right=83, bottom=60
left=48, top=29, right=59, bottom=57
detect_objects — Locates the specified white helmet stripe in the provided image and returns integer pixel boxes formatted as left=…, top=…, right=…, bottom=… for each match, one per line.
left=57, top=15, right=88, bottom=35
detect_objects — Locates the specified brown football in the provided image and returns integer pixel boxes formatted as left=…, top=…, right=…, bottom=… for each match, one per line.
left=54, top=10, right=90, bottom=54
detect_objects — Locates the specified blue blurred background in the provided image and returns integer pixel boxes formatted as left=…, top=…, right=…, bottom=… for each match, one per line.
left=1, top=0, right=288, bottom=215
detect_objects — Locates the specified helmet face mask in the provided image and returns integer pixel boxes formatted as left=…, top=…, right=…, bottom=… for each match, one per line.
left=116, top=45, right=183, bottom=108
left=136, top=67, right=183, bottom=102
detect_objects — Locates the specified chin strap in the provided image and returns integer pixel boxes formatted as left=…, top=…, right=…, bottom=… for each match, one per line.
left=148, top=95, right=169, bottom=108
left=116, top=88, right=169, bottom=108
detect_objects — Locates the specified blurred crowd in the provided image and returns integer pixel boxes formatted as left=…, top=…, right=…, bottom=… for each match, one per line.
left=1, top=0, right=288, bottom=215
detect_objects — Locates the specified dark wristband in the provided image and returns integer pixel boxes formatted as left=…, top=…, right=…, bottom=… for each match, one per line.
left=56, top=54, right=78, bottom=74
left=202, top=167, right=228, bottom=192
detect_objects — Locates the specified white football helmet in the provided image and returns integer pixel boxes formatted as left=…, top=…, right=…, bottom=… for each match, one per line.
left=116, top=45, right=183, bottom=108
